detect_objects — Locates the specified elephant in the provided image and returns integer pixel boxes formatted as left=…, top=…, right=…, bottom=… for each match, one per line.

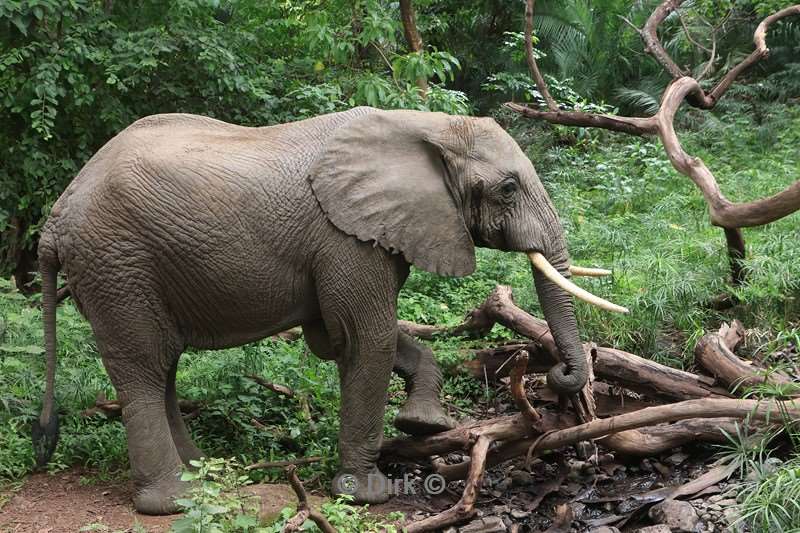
left=32, top=107, right=625, bottom=515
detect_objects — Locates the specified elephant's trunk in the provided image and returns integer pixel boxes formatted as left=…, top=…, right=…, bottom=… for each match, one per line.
left=531, top=250, right=588, bottom=395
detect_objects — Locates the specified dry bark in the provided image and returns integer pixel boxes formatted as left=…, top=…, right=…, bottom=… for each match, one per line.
left=385, top=397, right=799, bottom=466
left=246, top=456, right=322, bottom=471
left=81, top=393, right=201, bottom=418
left=245, top=375, right=295, bottom=398
left=282, top=465, right=336, bottom=533
left=524, top=0, right=557, bottom=111
left=405, top=285, right=733, bottom=402
left=695, top=321, right=793, bottom=392
left=506, top=2, right=800, bottom=284
left=399, top=0, right=428, bottom=97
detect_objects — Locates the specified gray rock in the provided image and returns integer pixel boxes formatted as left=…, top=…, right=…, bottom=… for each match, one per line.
left=724, top=507, right=744, bottom=532
left=649, top=499, right=700, bottom=532
left=666, top=451, right=690, bottom=465
left=634, top=526, right=671, bottom=533
left=588, top=527, right=620, bottom=533
left=493, top=505, right=510, bottom=515
left=510, top=509, right=530, bottom=519
left=510, top=469, right=533, bottom=486
left=716, top=498, right=737, bottom=507
left=459, top=516, right=507, bottom=533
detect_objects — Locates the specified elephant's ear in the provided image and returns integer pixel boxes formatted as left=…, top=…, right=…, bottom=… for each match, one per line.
left=309, top=110, right=476, bottom=277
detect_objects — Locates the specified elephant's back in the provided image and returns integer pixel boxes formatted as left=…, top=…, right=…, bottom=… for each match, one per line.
left=47, top=109, right=376, bottom=333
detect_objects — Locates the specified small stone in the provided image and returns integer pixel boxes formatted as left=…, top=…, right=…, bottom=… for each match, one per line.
left=495, top=477, right=512, bottom=491
left=649, top=499, right=700, bottom=532
left=444, top=528, right=458, bottom=533
left=721, top=488, right=739, bottom=499
left=716, top=498, right=736, bottom=507
left=493, top=505, right=510, bottom=515
left=588, top=527, right=620, bottom=533
left=700, top=513, right=711, bottom=520
left=510, top=509, right=530, bottom=519
left=633, top=526, right=671, bottom=533
left=708, top=494, right=723, bottom=503
left=724, top=507, right=742, bottom=526
left=666, top=451, right=690, bottom=465
left=510, top=469, right=533, bottom=486
left=707, top=504, right=721, bottom=511
left=459, top=516, right=507, bottom=533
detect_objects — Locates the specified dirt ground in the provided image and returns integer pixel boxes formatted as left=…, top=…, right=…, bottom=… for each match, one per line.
left=0, top=469, right=330, bottom=533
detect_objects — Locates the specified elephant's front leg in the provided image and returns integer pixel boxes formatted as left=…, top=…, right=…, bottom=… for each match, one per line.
left=393, top=331, right=457, bottom=435
left=332, top=327, right=396, bottom=504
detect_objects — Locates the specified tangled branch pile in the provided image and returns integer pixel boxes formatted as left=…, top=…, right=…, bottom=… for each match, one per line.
left=386, top=285, right=797, bottom=532
left=507, top=0, right=800, bottom=286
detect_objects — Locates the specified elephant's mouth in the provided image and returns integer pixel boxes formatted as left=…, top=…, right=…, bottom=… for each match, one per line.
left=527, top=251, right=628, bottom=314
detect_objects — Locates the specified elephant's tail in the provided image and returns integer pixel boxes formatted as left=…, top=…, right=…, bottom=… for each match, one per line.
left=32, top=244, right=60, bottom=467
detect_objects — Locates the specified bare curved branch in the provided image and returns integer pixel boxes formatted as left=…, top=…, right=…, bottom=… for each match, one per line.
left=656, top=77, right=800, bottom=228
left=507, top=3, right=800, bottom=229
left=524, top=0, right=557, bottom=111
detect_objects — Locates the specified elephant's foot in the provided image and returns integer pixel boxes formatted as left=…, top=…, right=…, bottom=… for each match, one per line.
left=332, top=467, right=392, bottom=504
left=394, top=398, right=457, bottom=436
left=133, top=474, right=188, bottom=515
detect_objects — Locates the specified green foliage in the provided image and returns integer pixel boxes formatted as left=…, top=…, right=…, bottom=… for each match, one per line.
left=739, top=456, right=800, bottom=532
left=173, top=457, right=260, bottom=533
left=265, top=495, right=404, bottom=532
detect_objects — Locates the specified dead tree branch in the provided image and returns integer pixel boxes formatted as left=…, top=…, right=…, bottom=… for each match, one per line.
left=282, top=465, right=337, bottom=533
left=405, top=434, right=493, bottom=532
left=384, top=397, right=799, bottom=465
left=508, top=3, right=800, bottom=227
left=695, top=321, right=793, bottom=391
left=246, top=456, right=322, bottom=471
left=81, top=393, right=201, bottom=418
left=399, top=0, right=428, bottom=97
left=524, top=0, right=557, bottom=111
left=507, top=2, right=800, bottom=284
left=246, top=375, right=295, bottom=398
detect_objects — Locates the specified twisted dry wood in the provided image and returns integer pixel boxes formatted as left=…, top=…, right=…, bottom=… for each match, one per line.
left=384, top=398, right=800, bottom=466
left=405, top=434, right=493, bottom=532
left=506, top=3, right=800, bottom=229
left=282, top=465, right=336, bottom=533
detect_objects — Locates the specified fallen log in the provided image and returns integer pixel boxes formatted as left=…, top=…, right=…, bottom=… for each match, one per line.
left=396, top=394, right=796, bottom=530
left=695, top=321, right=793, bottom=392
left=382, top=398, right=799, bottom=464
left=81, top=393, right=201, bottom=418
left=246, top=375, right=295, bottom=398
left=403, top=285, right=730, bottom=402
left=467, top=342, right=728, bottom=402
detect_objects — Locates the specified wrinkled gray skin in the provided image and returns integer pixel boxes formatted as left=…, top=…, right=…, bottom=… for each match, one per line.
left=36, top=107, right=586, bottom=514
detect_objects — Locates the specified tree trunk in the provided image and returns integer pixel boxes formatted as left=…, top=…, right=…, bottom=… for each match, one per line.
left=399, top=0, right=429, bottom=97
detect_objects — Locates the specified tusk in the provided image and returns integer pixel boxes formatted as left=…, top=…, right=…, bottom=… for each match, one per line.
left=528, top=252, right=629, bottom=314
left=569, top=265, right=612, bottom=277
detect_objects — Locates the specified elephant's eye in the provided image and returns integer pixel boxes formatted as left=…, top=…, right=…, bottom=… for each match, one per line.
left=500, top=177, right=518, bottom=196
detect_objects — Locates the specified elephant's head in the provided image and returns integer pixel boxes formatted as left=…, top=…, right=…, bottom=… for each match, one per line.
left=310, top=108, right=626, bottom=395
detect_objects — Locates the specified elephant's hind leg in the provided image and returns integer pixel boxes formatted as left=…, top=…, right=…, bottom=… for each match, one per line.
left=393, top=331, right=457, bottom=436
left=166, top=359, right=204, bottom=464
left=93, top=304, right=187, bottom=515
